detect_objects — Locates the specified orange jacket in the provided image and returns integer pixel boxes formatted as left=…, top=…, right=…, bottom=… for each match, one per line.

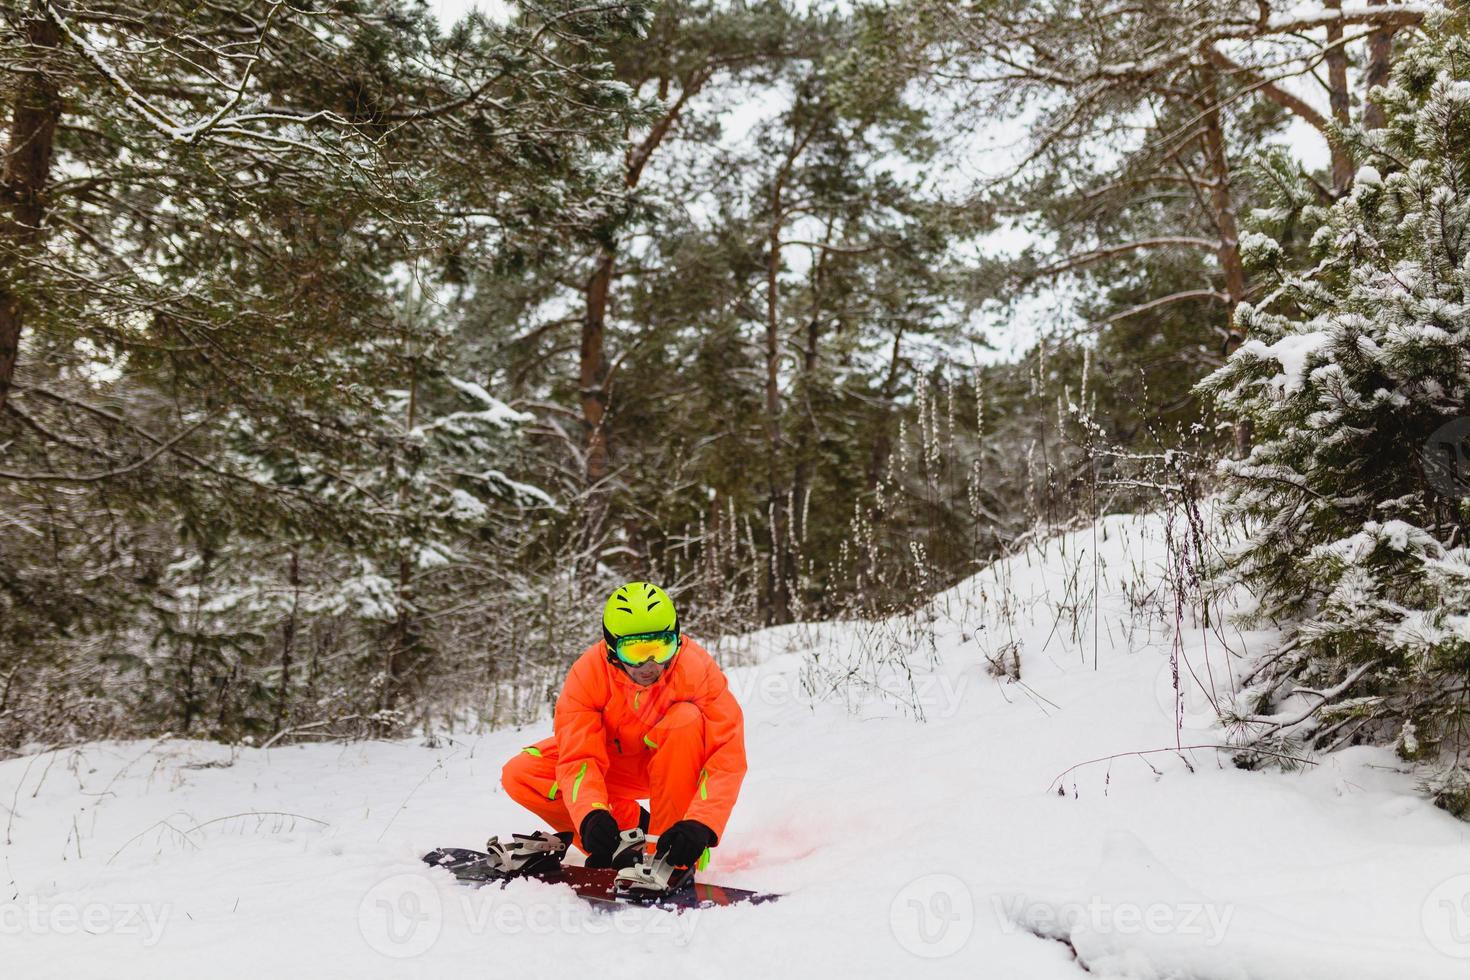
left=553, top=635, right=747, bottom=841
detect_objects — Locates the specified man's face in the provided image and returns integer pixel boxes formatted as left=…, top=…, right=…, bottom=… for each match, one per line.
left=624, top=659, right=667, bottom=687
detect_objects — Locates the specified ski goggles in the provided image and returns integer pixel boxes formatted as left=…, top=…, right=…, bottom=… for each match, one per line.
left=612, top=630, right=680, bottom=666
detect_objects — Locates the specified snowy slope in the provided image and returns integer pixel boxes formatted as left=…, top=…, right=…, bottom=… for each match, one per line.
left=5, top=508, right=1470, bottom=979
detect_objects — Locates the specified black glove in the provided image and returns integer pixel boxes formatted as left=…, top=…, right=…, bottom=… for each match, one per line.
left=579, top=809, right=620, bottom=867
left=654, top=819, right=715, bottom=869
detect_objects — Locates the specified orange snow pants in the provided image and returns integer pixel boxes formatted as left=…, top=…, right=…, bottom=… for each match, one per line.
left=501, top=701, right=709, bottom=855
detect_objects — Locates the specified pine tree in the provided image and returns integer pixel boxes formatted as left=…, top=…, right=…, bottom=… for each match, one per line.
left=0, top=0, right=646, bottom=746
left=1199, top=13, right=1470, bottom=813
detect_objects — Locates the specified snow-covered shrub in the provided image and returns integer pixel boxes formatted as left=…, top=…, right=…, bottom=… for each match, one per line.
left=1199, top=17, right=1470, bottom=811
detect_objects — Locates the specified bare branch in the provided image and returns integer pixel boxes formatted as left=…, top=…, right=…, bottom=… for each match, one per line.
left=1106, top=288, right=1231, bottom=322
left=0, top=412, right=215, bottom=483
left=1203, top=45, right=1329, bottom=133
left=779, top=239, right=884, bottom=255
left=1030, top=237, right=1222, bottom=278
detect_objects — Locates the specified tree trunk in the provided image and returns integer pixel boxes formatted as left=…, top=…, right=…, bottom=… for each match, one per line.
left=0, top=12, right=62, bottom=413
left=384, top=359, right=420, bottom=717
left=764, top=182, right=789, bottom=626
left=757, top=125, right=817, bottom=625
left=1363, top=0, right=1395, bottom=131
left=866, top=328, right=905, bottom=492
left=1199, top=68, right=1252, bottom=456
left=275, top=550, right=300, bottom=733
left=573, top=73, right=712, bottom=575
left=1325, top=0, right=1354, bottom=194
left=180, top=547, right=213, bottom=733
left=790, top=311, right=822, bottom=546
left=788, top=251, right=827, bottom=618
left=577, top=245, right=615, bottom=568
left=1199, top=96, right=1247, bottom=313
left=791, top=219, right=835, bottom=556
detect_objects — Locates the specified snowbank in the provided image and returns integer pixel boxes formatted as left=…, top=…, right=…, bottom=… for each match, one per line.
left=5, top=508, right=1468, bottom=978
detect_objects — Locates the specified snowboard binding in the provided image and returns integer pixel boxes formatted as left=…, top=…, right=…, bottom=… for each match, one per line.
left=478, top=829, right=571, bottom=877
left=586, top=826, right=651, bottom=870
left=612, top=828, right=695, bottom=901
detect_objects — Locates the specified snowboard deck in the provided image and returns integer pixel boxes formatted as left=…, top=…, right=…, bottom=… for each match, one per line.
left=423, top=846, right=780, bottom=911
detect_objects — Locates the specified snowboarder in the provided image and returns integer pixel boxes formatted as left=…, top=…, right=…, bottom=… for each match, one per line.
left=497, top=581, right=747, bottom=889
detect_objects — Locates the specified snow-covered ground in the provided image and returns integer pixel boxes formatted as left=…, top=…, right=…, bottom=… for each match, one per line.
left=6, top=509, right=1470, bottom=979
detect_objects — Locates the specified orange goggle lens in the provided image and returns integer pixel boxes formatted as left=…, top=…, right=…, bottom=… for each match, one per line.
left=614, top=632, right=679, bottom=666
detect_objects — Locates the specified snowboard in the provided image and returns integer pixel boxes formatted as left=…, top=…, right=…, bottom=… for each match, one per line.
left=422, top=846, right=780, bottom=911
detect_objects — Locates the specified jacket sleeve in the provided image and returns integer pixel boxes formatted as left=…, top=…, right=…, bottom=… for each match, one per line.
left=682, top=661, right=746, bottom=843
left=553, top=650, right=612, bottom=832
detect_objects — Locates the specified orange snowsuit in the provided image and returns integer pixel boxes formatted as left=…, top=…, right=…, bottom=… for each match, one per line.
left=501, top=635, right=747, bottom=854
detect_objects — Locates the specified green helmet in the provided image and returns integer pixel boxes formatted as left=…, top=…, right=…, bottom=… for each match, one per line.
left=602, top=581, right=679, bottom=650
